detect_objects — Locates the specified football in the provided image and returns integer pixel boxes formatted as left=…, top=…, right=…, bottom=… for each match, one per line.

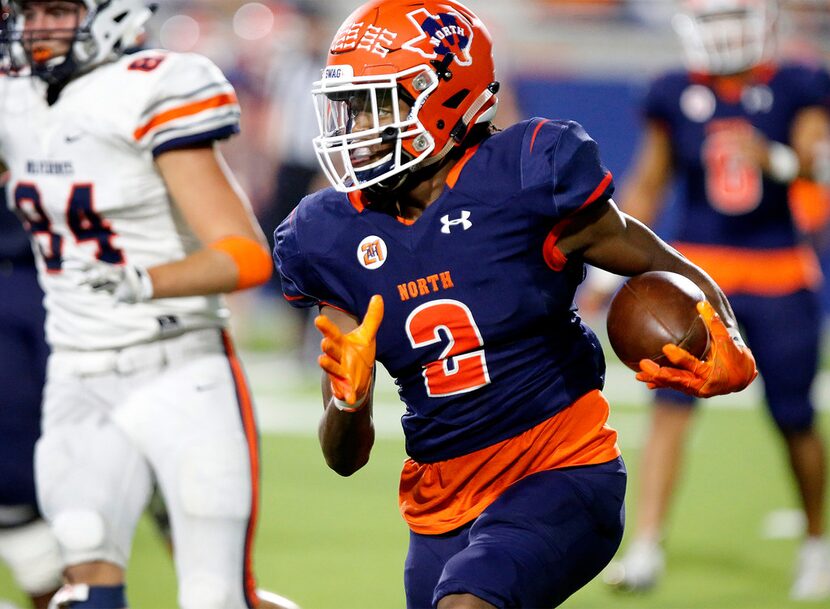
left=606, top=271, right=710, bottom=371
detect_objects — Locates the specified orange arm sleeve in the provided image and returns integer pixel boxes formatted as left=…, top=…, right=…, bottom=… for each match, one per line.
left=208, top=235, right=273, bottom=290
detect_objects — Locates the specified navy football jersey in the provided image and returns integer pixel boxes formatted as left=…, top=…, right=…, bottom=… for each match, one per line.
left=0, top=188, right=33, bottom=262
left=275, top=119, right=615, bottom=463
left=645, top=63, right=830, bottom=249
left=0, top=196, right=46, bottom=509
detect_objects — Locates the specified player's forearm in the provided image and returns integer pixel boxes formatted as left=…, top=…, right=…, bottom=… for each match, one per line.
left=790, top=106, right=830, bottom=181
left=618, top=122, right=673, bottom=225
left=576, top=210, right=738, bottom=331
left=623, top=219, right=738, bottom=332
left=147, top=243, right=270, bottom=298
left=618, top=181, right=665, bottom=227
left=318, top=374, right=375, bottom=476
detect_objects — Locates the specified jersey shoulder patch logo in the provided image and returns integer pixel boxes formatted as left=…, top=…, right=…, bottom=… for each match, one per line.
left=357, top=235, right=388, bottom=269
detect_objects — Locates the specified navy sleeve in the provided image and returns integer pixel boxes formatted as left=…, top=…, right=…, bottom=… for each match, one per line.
left=273, top=209, right=320, bottom=309
left=551, top=121, right=615, bottom=217
left=0, top=194, right=34, bottom=261
left=520, top=119, right=614, bottom=219
left=792, top=65, right=830, bottom=109
left=643, top=73, right=675, bottom=124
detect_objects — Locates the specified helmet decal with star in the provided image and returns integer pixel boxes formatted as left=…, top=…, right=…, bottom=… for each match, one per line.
left=402, top=8, right=474, bottom=66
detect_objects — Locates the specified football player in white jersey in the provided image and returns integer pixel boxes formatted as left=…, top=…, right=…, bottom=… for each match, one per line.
left=0, top=2, right=296, bottom=608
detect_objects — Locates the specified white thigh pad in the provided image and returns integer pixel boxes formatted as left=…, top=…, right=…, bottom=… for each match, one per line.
left=52, top=510, right=105, bottom=553
left=113, top=353, right=255, bottom=520
left=35, top=409, right=152, bottom=566
left=178, top=435, right=252, bottom=519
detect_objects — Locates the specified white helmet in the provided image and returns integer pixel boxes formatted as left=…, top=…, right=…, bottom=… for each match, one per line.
left=9, top=0, right=155, bottom=84
left=673, top=0, right=776, bottom=75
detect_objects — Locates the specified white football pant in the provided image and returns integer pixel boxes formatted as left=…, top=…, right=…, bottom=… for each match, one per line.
left=35, top=329, right=260, bottom=609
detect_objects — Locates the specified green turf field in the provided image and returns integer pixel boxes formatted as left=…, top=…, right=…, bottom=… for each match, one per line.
left=2, top=399, right=828, bottom=609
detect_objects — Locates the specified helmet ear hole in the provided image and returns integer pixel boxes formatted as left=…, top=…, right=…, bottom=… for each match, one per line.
left=442, top=88, right=470, bottom=110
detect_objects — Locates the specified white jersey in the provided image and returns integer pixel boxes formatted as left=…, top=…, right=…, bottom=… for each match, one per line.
left=0, top=50, right=242, bottom=350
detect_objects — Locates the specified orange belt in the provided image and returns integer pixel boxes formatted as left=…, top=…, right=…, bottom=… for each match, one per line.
left=398, top=389, right=620, bottom=535
left=673, top=243, right=822, bottom=296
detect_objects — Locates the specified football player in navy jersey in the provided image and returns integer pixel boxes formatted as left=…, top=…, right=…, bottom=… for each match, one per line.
left=601, top=0, right=830, bottom=599
left=273, top=0, right=757, bottom=607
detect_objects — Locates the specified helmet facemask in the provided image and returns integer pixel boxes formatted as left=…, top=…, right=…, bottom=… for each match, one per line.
left=673, top=0, right=773, bottom=76
left=311, top=0, right=499, bottom=195
left=9, top=0, right=154, bottom=85
left=312, top=65, right=440, bottom=193
left=13, top=0, right=84, bottom=83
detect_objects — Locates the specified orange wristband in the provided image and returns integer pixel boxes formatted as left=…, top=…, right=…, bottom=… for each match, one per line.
left=209, top=235, right=273, bottom=289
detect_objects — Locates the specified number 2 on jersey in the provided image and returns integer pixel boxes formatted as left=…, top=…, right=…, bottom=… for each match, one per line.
left=406, top=299, right=491, bottom=397
left=702, top=122, right=763, bottom=215
left=13, top=182, right=124, bottom=271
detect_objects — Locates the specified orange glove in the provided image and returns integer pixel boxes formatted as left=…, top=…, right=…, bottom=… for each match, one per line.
left=315, top=295, right=384, bottom=411
left=635, top=301, right=758, bottom=398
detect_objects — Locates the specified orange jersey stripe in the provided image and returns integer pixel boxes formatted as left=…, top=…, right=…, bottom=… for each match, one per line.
left=398, top=389, right=620, bottom=535
left=529, top=119, right=551, bottom=154
left=674, top=242, right=822, bottom=296
left=582, top=171, right=614, bottom=208
left=221, top=331, right=260, bottom=607
left=348, top=190, right=366, bottom=213
left=133, top=92, right=239, bottom=141
left=542, top=172, right=614, bottom=271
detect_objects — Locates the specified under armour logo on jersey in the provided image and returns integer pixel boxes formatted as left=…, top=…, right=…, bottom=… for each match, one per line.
left=440, top=211, right=472, bottom=234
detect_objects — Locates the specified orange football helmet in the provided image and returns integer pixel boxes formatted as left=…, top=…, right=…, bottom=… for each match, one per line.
left=673, top=0, right=776, bottom=75
left=311, top=0, right=499, bottom=192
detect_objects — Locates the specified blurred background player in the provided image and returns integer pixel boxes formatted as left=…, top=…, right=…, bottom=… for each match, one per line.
left=601, top=0, right=830, bottom=600
left=0, top=1, right=297, bottom=608
left=0, top=194, right=62, bottom=609
left=274, top=0, right=757, bottom=607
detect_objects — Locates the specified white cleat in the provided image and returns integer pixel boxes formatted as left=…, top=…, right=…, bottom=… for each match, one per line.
left=603, top=539, right=665, bottom=592
left=791, top=537, right=830, bottom=601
